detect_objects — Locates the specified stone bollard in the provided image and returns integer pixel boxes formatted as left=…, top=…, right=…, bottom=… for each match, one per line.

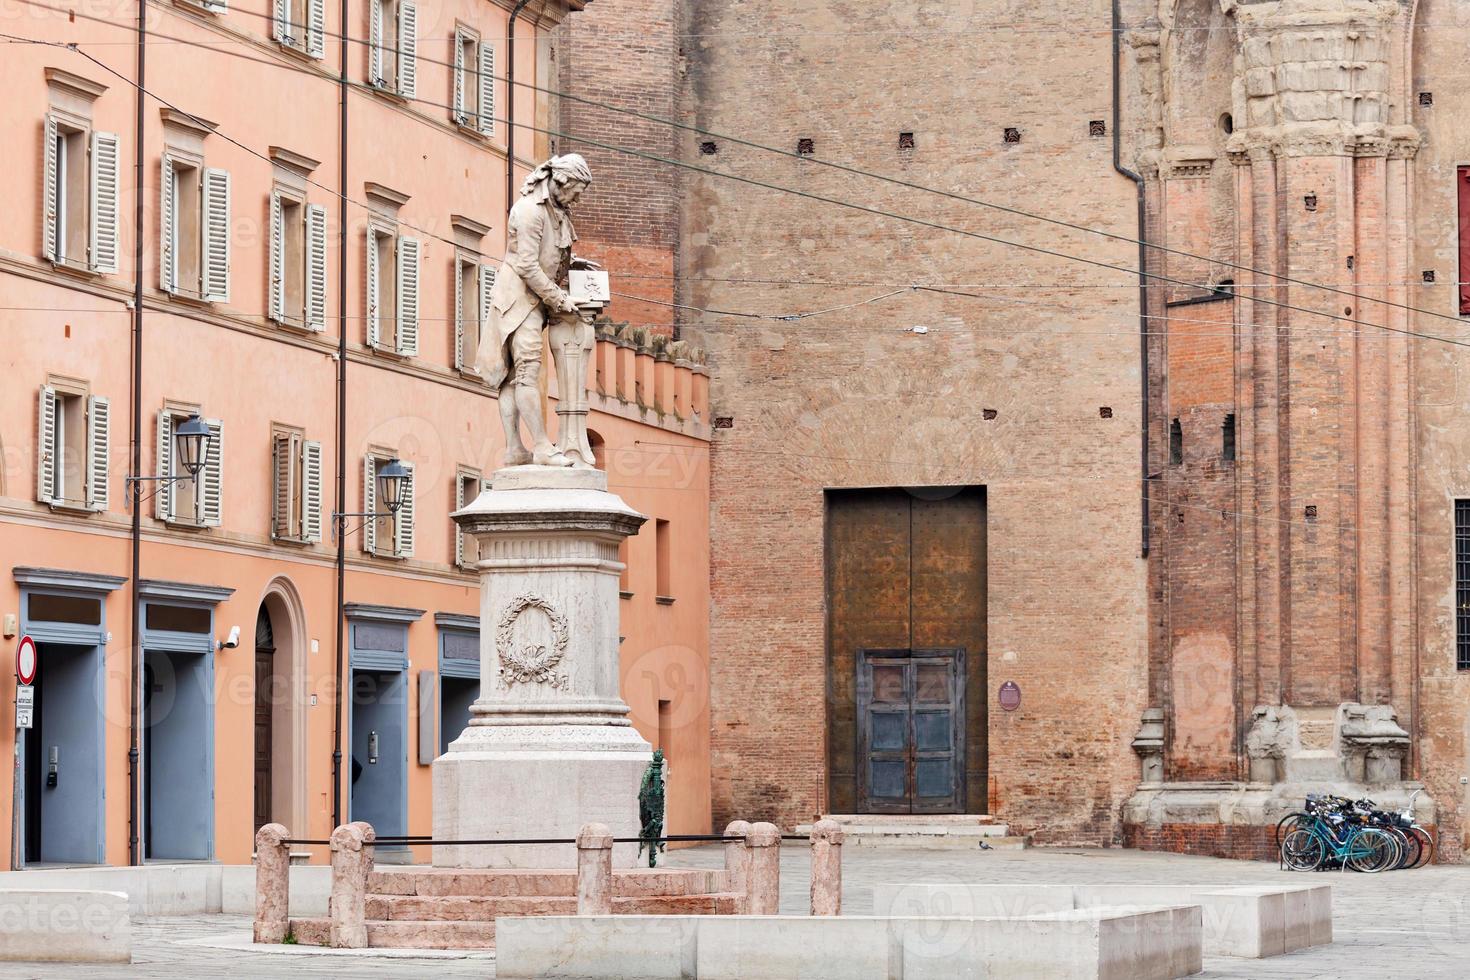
left=576, top=822, right=614, bottom=915
left=328, top=822, right=372, bottom=948
left=723, top=820, right=752, bottom=913
left=744, top=822, right=782, bottom=915
left=253, top=822, right=291, bottom=943
left=808, top=818, right=844, bottom=916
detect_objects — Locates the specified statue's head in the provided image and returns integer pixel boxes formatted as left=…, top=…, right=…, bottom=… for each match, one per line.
left=522, top=153, right=593, bottom=207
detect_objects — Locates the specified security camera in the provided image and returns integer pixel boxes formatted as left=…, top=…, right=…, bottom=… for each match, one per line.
left=220, top=625, right=241, bottom=650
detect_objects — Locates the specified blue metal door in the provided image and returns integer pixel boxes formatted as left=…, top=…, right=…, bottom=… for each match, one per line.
left=144, top=649, right=214, bottom=860
left=350, top=669, right=407, bottom=839
left=27, top=642, right=105, bottom=864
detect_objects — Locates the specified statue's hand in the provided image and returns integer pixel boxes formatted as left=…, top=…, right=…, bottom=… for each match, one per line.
left=570, top=255, right=603, bottom=271
left=549, top=290, right=580, bottom=315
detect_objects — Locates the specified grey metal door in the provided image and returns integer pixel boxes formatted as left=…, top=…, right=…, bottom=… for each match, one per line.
left=350, top=668, right=408, bottom=839
left=857, top=648, right=964, bottom=814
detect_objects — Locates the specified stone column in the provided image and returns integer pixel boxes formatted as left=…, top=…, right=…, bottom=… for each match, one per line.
left=328, top=823, right=371, bottom=949
left=252, top=823, right=290, bottom=944
left=744, top=822, right=781, bottom=915
left=576, top=822, right=614, bottom=915
left=808, top=819, right=843, bottom=916
left=722, top=820, right=751, bottom=913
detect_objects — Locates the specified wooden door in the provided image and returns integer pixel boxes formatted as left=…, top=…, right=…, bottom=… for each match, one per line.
left=253, top=642, right=273, bottom=832
left=857, top=649, right=964, bottom=813
left=827, top=488, right=987, bottom=814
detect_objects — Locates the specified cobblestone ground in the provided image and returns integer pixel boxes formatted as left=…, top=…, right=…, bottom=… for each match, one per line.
left=0, top=845, right=1464, bottom=977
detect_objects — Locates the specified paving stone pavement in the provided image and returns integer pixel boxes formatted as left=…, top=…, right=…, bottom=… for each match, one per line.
left=0, top=845, right=1463, bottom=977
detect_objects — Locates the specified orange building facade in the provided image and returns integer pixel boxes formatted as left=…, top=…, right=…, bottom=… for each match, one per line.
left=0, top=0, right=711, bottom=867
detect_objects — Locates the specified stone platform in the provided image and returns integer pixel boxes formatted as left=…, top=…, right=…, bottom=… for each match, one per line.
left=794, top=814, right=1029, bottom=850
left=288, top=867, right=737, bottom=950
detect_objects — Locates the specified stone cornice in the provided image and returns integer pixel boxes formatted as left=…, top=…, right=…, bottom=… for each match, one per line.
left=44, top=67, right=108, bottom=102
left=343, top=602, right=426, bottom=624
left=138, top=578, right=236, bottom=604
left=13, top=567, right=127, bottom=593
left=268, top=146, right=323, bottom=175
left=160, top=107, right=219, bottom=137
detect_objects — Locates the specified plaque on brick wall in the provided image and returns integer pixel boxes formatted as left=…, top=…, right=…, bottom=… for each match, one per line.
left=998, top=681, right=1021, bottom=712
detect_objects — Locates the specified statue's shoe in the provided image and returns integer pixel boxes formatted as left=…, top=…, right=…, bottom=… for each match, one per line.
left=503, top=447, right=533, bottom=466
left=532, top=446, right=573, bottom=467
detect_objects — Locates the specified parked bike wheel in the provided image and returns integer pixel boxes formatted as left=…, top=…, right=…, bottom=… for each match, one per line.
left=1281, top=828, right=1324, bottom=872
left=1346, top=828, right=1398, bottom=873
left=1408, top=826, right=1434, bottom=868
left=1392, top=828, right=1419, bottom=870
left=1275, top=812, right=1309, bottom=849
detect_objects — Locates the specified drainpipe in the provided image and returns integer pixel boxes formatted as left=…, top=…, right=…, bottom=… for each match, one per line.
left=331, top=0, right=352, bottom=833
left=505, top=0, right=534, bottom=215
left=1112, top=0, right=1150, bottom=559
left=126, top=0, right=149, bottom=868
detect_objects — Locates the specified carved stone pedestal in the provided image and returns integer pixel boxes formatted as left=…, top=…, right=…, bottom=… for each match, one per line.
left=434, top=465, right=650, bottom=868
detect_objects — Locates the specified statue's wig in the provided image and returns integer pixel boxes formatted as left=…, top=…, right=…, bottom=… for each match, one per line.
left=522, top=153, right=593, bottom=201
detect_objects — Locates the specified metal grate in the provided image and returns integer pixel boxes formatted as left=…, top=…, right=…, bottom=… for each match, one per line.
left=1458, top=500, right=1470, bottom=669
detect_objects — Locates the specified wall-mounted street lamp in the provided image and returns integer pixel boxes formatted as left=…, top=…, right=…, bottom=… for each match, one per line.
left=330, top=457, right=410, bottom=542
left=125, top=413, right=213, bottom=507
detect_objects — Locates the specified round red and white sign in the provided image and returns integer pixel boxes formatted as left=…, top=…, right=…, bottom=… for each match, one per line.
left=15, top=636, right=36, bottom=687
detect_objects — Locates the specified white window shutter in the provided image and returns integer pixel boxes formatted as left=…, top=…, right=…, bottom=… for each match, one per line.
left=454, top=473, right=465, bottom=566
left=303, top=439, right=323, bottom=542
left=453, top=258, right=465, bottom=369
left=453, top=29, right=466, bottom=123
left=478, top=45, right=495, bottom=136
left=307, top=0, right=325, bottom=58
left=42, top=116, right=58, bottom=262
left=478, top=264, right=495, bottom=364
left=159, top=156, right=175, bottom=293
left=88, top=132, right=120, bottom=274
left=365, top=229, right=380, bottom=347
left=396, top=236, right=419, bottom=355
left=268, top=192, right=286, bottom=322
left=202, top=168, right=231, bottom=303
left=200, top=418, right=224, bottom=526
left=272, top=0, right=289, bottom=43
left=395, top=462, right=415, bottom=557
left=36, top=385, right=57, bottom=504
left=271, top=432, right=293, bottom=538
left=305, top=204, right=328, bottom=330
left=397, top=0, right=417, bottom=98
left=86, top=395, right=110, bottom=511
left=362, top=456, right=377, bottom=553
left=155, top=411, right=174, bottom=520
left=369, top=0, right=384, bottom=85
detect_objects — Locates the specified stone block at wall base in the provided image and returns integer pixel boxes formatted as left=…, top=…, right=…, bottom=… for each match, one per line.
left=0, top=889, right=130, bottom=963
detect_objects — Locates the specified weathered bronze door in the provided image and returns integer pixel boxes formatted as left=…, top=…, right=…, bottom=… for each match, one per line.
left=826, top=488, right=987, bottom=815
left=857, top=648, right=964, bottom=813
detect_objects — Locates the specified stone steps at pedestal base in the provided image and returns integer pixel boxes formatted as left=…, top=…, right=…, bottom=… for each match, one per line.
left=288, top=917, right=497, bottom=950
left=795, top=815, right=1029, bottom=850
left=364, top=891, right=740, bottom=921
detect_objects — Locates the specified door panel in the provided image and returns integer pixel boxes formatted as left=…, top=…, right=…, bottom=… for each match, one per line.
left=857, top=649, right=963, bottom=813
left=254, top=645, right=274, bottom=831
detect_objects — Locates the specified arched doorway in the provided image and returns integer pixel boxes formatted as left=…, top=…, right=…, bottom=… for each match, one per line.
left=254, top=579, right=309, bottom=834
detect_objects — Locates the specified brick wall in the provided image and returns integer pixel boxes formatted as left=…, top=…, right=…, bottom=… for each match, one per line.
left=681, top=0, right=1147, bottom=840
left=554, top=0, right=679, bottom=334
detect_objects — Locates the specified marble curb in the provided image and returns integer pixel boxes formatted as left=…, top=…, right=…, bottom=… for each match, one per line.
left=177, top=933, right=495, bottom=960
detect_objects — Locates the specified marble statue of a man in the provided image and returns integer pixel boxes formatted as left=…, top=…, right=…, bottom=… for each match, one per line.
left=476, top=154, right=599, bottom=467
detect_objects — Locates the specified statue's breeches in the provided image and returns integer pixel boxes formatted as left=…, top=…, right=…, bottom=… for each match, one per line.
left=508, top=318, right=543, bottom=388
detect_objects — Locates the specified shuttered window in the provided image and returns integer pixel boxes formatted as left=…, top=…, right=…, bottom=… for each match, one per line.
left=1458, top=500, right=1470, bottom=670
left=369, top=0, right=415, bottom=96
left=1459, top=167, right=1470, bottom=317
left=366, top=227, right=417, bottom=355
left=35, top=384, right=109, bottom=512
left=161, top=157, right=231, bottom=303
left=478, top=44, right=495, bottom=137
left=42, top=116, right=117, bottom=273
left=451, top=29, right=491, bottom=134
left=156, top=409, right=223, bottom=527
left=454, top=254, right=487, bottom=371
left=363, top=454, right=415, bottom=558
left=269, top=191, right=325, bottom=330
left=273, top=0, right=325, bottom=57
left=453, top=466, right=483, bottom=568
left=271, top=429, right=323, bottom=542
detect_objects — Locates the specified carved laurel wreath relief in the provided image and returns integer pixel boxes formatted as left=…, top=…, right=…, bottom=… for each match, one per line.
left=496, top=592, right=570, bottom=689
